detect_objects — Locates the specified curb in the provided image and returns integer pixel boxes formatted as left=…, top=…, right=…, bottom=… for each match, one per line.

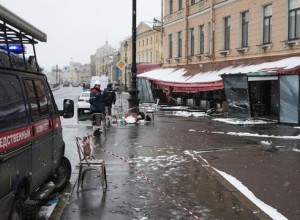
left=197, top=156, right=273, bottom=220
left=49, top=175, right=77, bottom=220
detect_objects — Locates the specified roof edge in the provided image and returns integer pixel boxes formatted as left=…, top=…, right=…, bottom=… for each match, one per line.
left=0, top=4, right=47, bottom=42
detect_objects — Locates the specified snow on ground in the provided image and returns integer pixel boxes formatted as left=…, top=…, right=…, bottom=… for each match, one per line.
left=214, top=168, right=288, bottom=220
left=36, top=195, right=60, bottom=219
left=37, top=203, right=57, bottom=219
left=171, top=111, right=207, bottom=117
left=213, top=117, right=277, bottom=125
left=220, top=131, right=300, bottom=140
left=184, top=152, right=288, bottom=220
left=134, top=149, right=289, bottom=220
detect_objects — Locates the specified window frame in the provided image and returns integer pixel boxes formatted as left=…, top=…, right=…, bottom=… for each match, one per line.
left=190, top=28, right=195, bottom=56
left=168, top=34, right=173, bottom=59
left=288, top=0, right=300, bottom=40
left=169, top=0, right=173, bottom=14
left=177, top=31, right=182, bottom=57
left=199, top=25, right=205, bottom=55
left=24, top=78, right=50, bottom=121
left=178, top=0, right=183, bottom=10
left=263, top=4, right=272, bottom=44
left=241, top=11, right=249, bottom=47
left=0, top=75, right=28, bottom=129
left=224, top=16, right=231, bottom=50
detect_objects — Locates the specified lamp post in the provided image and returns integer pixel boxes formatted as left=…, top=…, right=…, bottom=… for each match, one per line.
left=124, top=41, right=128, bottom=92
left=128, top=0, right=140, bottom=116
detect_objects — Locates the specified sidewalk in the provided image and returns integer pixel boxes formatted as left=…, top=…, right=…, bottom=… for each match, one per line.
left=55, top=112, right=300, bottom=220
left=199, top=144, right=300, bottom=220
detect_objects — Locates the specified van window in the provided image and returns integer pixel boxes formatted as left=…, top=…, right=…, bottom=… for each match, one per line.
left=0, top=75, right=27, bottom=129
left=25, top=79, right=50, bottom=120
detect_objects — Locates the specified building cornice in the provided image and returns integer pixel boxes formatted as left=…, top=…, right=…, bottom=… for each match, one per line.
left=214, top=0, right=237, bottom=9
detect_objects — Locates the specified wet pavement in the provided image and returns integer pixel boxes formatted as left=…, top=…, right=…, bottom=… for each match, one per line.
left=49, top=110, right=300, bottom=220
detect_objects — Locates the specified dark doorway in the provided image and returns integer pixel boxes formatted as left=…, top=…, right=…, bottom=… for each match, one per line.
left=248, top=80, right=279, bottom=117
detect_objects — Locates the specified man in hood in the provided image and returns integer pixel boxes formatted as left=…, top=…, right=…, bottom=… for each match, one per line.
left=103, top=83, right=116, bottom=116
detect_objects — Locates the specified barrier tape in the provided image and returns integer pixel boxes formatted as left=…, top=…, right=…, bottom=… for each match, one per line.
left=81, top=134, right=202, bottom=220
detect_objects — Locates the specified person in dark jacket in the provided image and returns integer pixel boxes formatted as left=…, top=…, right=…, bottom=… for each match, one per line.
left=103, top=83, right=116, bottom=116
left=89, top=81, right=105, bottom=114
left=90, top=81, right=105, bottom=136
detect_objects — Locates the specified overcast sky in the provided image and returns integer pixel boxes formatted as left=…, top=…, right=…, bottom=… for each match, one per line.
left=1, top=0, right=161, bottom=71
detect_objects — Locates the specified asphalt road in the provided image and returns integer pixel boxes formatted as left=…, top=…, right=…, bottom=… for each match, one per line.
left=50, top=87, right=299, bottom=220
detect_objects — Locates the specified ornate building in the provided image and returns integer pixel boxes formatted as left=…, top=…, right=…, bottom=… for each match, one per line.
left=93, top=41, right=119, bottom=85
left=119, top=21, right=162, bottom=91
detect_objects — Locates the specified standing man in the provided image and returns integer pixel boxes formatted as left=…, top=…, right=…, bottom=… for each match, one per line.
left=103, top=83, right=116, bottom=124
left=90, top=80, right=105, bottom=114
left=90, top=81, right=105, bottom=135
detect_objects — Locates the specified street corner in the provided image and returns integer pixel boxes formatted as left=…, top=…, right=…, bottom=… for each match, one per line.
left=194, top=152, right=272, bottom=220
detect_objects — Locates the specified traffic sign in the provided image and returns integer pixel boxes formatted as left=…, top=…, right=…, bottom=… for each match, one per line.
left=117, top=60, right=126, bottom=70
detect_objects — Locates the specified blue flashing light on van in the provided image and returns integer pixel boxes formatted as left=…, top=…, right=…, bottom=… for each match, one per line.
left=0, top=44, right=25, bottom=54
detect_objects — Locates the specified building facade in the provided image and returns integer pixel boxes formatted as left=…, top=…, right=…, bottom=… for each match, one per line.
left=158, top=0, right=300, bottom=123
left=60, top=62, right=92, bottom=85
left=119, top=21, right=162, bottom=91
left=94, top=41, right=115, bottom=76
left=93, top=41, right=120, bottom=85
left=163, top=0, right=300, bottom=66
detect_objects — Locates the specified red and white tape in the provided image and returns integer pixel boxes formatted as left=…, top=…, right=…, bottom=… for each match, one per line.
left=83, top=135, right=202, bottom=220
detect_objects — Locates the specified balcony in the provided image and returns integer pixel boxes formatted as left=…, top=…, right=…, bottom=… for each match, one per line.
left=195, top=54, right=204, bottom=60
left=256, top=43, right=272, bottom=52
left=165, top=58, right=172, bottom=64
left=174, top=57, right=182, bottom=62
left=281, top=39, right=300, bottom=49
left=219, top=49, right=230, bottom=57
left=235, top=47, right=249, bottom=54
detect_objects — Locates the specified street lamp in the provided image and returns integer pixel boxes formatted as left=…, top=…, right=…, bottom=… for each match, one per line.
left=128, top=0, right=140, bottom=116
left=124, top=41, right=128, bottom=92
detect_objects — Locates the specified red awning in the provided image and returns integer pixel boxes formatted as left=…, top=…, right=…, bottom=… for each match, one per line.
left=137, top=63, right=162, bottom=74
left=274, top=66, right=300, bottom=75
left=138, top=56, right=300, bottom=93
left=152, top=80, right=224, bottom=92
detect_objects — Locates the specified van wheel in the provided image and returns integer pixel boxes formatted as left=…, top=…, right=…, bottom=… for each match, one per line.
left=9, top=193, right=24, bottom=220
left=52, top=156, right=71, bottom=192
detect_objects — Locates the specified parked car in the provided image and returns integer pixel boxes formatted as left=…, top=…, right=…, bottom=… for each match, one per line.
left=78, top=91, right=91, bottom=115
left=63, top=81, right=70, bottom=87
left=72, top=82, right=80, bottom=87
left=0, top=6, right=74, bottom=219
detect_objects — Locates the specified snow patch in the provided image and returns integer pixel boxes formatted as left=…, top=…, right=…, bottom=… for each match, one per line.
left=214, top=168, right=288, bottom=220
left=213, top=118, right=276, bottom=125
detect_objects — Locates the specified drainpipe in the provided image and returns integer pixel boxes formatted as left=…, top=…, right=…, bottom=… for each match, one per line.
left=210, top=0, right=215, bottom=60
left=161, top=0, right=164, bottom=64
left=185, top=0, right=189, bottom=65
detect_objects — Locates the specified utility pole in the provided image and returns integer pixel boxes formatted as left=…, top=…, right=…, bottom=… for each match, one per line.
left=124, top=41, right=128, bottom=92
left=127, top=0, right=140, bottom=116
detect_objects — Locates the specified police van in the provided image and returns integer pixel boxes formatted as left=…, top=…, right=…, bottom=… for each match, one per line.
left=0, top=5, right=74, bottom=219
